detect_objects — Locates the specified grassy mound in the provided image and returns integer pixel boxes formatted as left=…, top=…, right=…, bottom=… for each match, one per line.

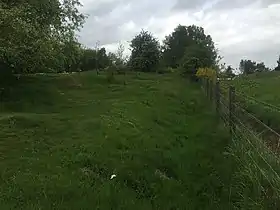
left=0, top=72, right=233, bottom=209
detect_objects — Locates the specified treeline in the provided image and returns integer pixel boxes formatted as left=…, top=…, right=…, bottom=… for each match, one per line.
left=3, top=0, right=278, bottom=78
left=0, top=0, right=219, bottom=77
left=129, top=26, right=280, bottom=77
left=0, top=0, right=219, bottom=78
left=128, top=26, right=218, bottom=77
left=220, top=57, right=280, bottom=77
left=113, top=25, right=219, bottom=83
left=0, top=0, right=85, bottom=74
left=238, top=57, right=280, bottom=75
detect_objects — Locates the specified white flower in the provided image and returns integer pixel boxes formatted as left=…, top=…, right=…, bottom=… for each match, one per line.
left=110, top=174, right=117, bottom=180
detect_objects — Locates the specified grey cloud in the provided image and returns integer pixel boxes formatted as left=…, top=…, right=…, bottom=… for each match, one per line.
left=172, top=0, right=209, bottom=10
left=79, top=0, right=176, bottom=47
left=173, top=0, right=280, bottom=11
left=79, top=18, right=126, bottom=47
left=82, top=0, right=132, bottom=16
left=213, top=0, right=255, bottom=10
left=261, top=0, right=280, bottom=6
left=85, top=1, right=119, bottom=16
left=213, top=0, right=280, bottom=10
left=221, top=40, right=280, bottom=69
left=79, top=0, right=280, bottom=69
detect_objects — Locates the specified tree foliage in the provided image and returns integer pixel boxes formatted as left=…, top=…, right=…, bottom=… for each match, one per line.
left=224, top=65, right=235, bottom=77
left=181, top=43, right=217, bottom=72
left=107, top=42, right=128, bottom=75
left=162, top=25, right=217, bottom=69
left=0, top=0, right=85, bottom=74
left=80, top=48, right=110, bottom=72
left=129, top=30, right=161, bottom=72
left=97, top=48, right=110, bottom=69
left=256, top=62, right=269, bottom=72
left=115, top=42, right=126, bottom=66
left=240, top=59, right=269, bottom=75
left=162, top=25, right=190, bottom=68
left=275, top=56, right=280, bottom=71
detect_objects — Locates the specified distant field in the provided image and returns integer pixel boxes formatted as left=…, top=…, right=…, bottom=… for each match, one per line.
left=220, top=71, right=280, bottom=135
left=0, top=72, right=232, bottom=209
left=231, top=71, right=280, bottom=105
left=218, top=72, right=280, bottom=209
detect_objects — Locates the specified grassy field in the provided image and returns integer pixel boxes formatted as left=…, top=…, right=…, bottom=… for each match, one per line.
left=218, top=72, right=280, bottom=209
left=221, top=71, right=280, bottom=133
left=231, top=71, right=280, bottom=104
left=0, top=72, right=233, bottom=209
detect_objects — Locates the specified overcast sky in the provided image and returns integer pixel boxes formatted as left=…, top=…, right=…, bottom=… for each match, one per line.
left=78, top=0, right=280, bottom=69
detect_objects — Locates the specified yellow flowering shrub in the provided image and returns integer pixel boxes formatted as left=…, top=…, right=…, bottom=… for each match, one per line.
left=196, top=68, right=216, bottom=80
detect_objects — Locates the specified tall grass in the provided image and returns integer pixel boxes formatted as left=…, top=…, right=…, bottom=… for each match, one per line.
left=0, top=71, right=234, bottom=209
left=229, top=122, right=280, bottom=209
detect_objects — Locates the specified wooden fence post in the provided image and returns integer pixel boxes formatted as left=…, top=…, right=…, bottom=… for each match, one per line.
left=200, top=77, right=204, bottom=91
left=0, top=89, right=2, bottom=113
left=206, top=79, right=209, bottom=98
left=229, top=86, right=236, bottom=135
left=215, top=81, right=220, bottom=115
left=209, top=79, right=213, bottom=101
left=202, top=78, right=205, bottom=92
left=204, top=78, right=207, bottom=93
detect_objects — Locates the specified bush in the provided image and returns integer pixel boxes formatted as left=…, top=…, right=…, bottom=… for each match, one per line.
left=179, top=66, right=198, bottom=82
left=115, top=64, right=128, bottom=75
left=196, top=68, right=216, bottom=80
left=106, top=66, right=116, bottom=83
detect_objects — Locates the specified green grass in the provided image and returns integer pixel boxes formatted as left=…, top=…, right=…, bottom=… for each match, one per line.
left=0, top=72, right=233, bottom=209
left=229, top=123, right=280, bottom=210
left=220, top=71, right=280, bottom=134
left=232, top=71, right=280, bottom=104
left=219, top=71, right=280, bottom=209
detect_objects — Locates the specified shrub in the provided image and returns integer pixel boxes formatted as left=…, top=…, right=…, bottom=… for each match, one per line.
left=106, top=66, right=116, bottom=83
left=196, top=67, right=216, bottom=80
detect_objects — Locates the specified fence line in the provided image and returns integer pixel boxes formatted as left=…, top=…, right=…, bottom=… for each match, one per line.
left=235, top=90, right=280, bottom=112
left=202, top=78, right=280, bottom=143
left=201, top=77, right=280, bottom=186
left=233, top=102, right=280, bottom=140
left=232, top=122, right=280, bottom=184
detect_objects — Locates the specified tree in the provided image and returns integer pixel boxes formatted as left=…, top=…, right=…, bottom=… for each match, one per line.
left=80, top=48, right=96, bottom=71
left=162, top=25, right=190, bottom=68
left=0, top=0, right=85, bottom=74
left=225, top=65, right=235, bottom=77
left=256, top=62, right=269, bottom=72
left=116, top=42, right=125, bottom=65
left=239, top=59, right=257, bottom=75
left=109, top=42, right=126, bottom=66
left=129, top=30, right=160, bottom=72
left=62, top=40, right=83, bottom=72
left=97, top=48, right=110, bottom=69
left=179, top=39, right=217, bottom=80
left=239, top=59, right=269, bottom=74
left=108, top=52, right=119, bottom=65
left=162, top=25, right=217, bottom=68
left=80, top=48, right=110, bottom=71
left=275, top=56, right=280, bottom=71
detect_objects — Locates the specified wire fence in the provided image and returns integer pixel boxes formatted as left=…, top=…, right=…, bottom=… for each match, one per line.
left=201, top=78, right=280, bottom=207
left=202, top=78, right=280, bottom=155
